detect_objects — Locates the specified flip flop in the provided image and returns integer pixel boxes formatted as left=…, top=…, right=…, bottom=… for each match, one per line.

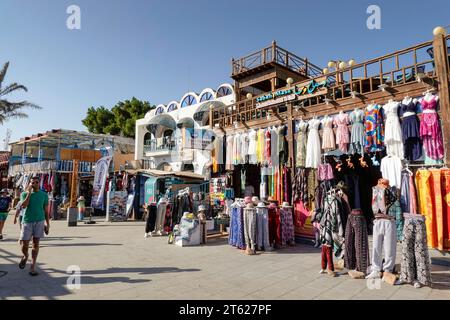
left=29, top=270, right=39, bottom=276
left=19, top=256, right=28, bottom=269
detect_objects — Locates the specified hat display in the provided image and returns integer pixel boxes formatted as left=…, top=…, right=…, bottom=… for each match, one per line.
left=257, top=202, right=267, bottom=208
left=245, top=202, right=255, bottom=209
left=282, top=202, right=292, bottom=208
left=268, top=203, right=277, bottom=210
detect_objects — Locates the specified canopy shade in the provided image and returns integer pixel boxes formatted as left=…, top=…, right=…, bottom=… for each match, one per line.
left=177, top=117, right=195, bottom=128
left=193, top=101, right=226, bottom=126
left=146, top=114, right=177, bottom=133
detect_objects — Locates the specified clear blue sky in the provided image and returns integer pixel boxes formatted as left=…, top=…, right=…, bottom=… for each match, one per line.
left=1, top=0, right=449, bottom=145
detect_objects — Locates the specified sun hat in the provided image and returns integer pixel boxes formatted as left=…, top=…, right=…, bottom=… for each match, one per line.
left=244, top=196, right=252, bottom=204
left=252, top=196, right=259, bottom=204
left=268, top=203, right=278, bottom=210
left=77, top=196, right=85, bottom=201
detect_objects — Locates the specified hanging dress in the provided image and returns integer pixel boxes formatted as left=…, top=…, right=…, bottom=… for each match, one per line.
left=305, top=118, right=321, bottom=169
left=383, top=101, right=404, bottom=159
left=399, top=98, right=422, bottom=161
left=364, top=104, right=385, bottom=152
left=349, top=109, right=365, bottom=155
left=321, top=116, right=335, bottom=151
left=296, top=121, right=308, bottom=167
left=419, top=95, right=444, bottom=160
left=334, top=113, right=350, bottom=153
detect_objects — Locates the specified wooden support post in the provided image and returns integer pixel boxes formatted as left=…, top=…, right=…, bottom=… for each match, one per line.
left=433, top=34, right=450, bottom=165
left=286, top=102, right=295, bottom=169
left=70, top=160, right=79, bottom=208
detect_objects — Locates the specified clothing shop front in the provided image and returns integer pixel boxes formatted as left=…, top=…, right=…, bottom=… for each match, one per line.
left=210, top=34, right=450, bottom=284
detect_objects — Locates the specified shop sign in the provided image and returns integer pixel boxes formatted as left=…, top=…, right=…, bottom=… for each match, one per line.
left=106, top=190, right=128, bottom=222
left=144, top=176, right=158, bottom=204
left=256, top=79, right=329, bottom=108
left=91, top=156, right=113, bottom=210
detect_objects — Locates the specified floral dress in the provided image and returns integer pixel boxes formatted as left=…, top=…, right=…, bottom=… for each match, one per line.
left=333, top=113, right=350, bottom=153
left=364, top=104, right=385, bottom=152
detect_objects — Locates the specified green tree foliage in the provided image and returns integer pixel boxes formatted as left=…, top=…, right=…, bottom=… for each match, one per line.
left=82, top=97, right=154, bottom=138
left=0, top=62, right=41, bottom=124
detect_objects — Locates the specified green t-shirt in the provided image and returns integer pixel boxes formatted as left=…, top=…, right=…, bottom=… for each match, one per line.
left=21, top=191, right=48, bottom=223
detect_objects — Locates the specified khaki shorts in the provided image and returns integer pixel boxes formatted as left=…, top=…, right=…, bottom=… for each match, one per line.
left=20, top=221, right=45, bottom=241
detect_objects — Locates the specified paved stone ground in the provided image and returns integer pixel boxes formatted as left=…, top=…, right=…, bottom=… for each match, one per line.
left=0, top=213, right=449, bottom=300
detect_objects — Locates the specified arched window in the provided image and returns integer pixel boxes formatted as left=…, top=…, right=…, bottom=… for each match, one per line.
left=167, top=103, right=177, bottom=112
left=200, top=92, right=213, bottom=102
left=155, top=106, right=165, bottom=115
left=181, top=95, right=197, bottom=108
left=216, top=86, right=232, bottom=97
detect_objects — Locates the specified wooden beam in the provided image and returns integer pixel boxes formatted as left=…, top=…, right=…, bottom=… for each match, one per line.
left=433, top=34, right=450, bottom=165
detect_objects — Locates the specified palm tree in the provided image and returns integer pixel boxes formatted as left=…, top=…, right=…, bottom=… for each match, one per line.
left=0, top=62, right=41, bottom=125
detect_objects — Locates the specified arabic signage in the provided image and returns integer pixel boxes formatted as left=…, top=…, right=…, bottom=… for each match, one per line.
left=256, top=79, right=329, bottom=109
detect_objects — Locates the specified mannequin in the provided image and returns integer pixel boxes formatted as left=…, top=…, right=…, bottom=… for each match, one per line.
left=256, top=202, right=271, bottom=251
left=366, top=179, right=398, bottom=280
left=243, top=201, right=257, bottom=255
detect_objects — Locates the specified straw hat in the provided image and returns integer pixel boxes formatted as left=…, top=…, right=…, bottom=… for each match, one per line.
left=252, top=196, right=259, bottom=204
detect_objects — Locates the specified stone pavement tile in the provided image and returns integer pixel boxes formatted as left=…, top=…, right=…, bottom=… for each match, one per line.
left=427, top=290, right=450, bottom=300
left=277, top=286, right=327, bottom=299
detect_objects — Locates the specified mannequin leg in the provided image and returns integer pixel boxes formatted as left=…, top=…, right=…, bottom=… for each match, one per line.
left=382, top=220, right=397, bottom=273
left=415, top=219, right=432, bottom=286
left=345, top=215, right=356, bottom=270
left=400, top=219, right=416, bottom=283
left=371, top=220, right=384, bottom=273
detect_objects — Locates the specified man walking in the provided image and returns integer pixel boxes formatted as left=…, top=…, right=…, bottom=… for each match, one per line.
left=19, top=177, right=49, bottom=276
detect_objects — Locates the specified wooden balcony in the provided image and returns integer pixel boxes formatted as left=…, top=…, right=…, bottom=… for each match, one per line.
left=213, top=36, right=449, bottom=130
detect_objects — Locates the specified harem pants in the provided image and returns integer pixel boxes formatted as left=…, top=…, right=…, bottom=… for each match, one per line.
left=400, top=216, right=432, bottom=286
left=344, top=211, right=369, bottom=274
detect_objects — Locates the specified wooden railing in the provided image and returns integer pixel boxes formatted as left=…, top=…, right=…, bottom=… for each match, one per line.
left=231, top=42, right=323, bottom=78
left=216, top=38, right=441, bottom=129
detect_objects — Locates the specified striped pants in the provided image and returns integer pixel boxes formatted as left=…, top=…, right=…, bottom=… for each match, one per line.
left=344, top=212, right=369, bottom=274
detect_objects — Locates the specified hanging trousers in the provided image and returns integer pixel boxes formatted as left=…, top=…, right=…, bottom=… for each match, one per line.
left=442, top=169, right=450, bottom=250
left=145, top=205, right=157, bottom=233
left=268, top=208, right=281, bottom=247
left=243, top=208, right=257, bottom=251
left=155, top=203, right=167, bottom=233
left=280, top=208, right=295, bottom=245
left=256, top=207, right=271, bottom=250
left=371, top=219, right=397, bottom=273
left=400, top=215, right=432, bottom=286
left=430, top=169, right=444, bottom=250
left=416, top=169, right=437, bottom=248
left=344, top=211, right=369, bottom=274
left=321, top=245, right=334, bottom=271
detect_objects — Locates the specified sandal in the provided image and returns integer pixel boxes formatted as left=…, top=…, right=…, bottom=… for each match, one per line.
left=29, top=270, right=39, bottom=276
left=19, top=256, right=28, bottom=269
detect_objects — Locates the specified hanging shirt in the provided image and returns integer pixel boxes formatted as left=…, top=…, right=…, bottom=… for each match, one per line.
left=240, top=132, right=249, bottom=164
left=380, top=155, right=403, bottom=189
left=248, top=129, right=257, bottom=164
left=265, top=129, right=271, bottom=165
left=270, top=127, right=279, bottom=168
left=257, top=129, right=265, bottom=164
